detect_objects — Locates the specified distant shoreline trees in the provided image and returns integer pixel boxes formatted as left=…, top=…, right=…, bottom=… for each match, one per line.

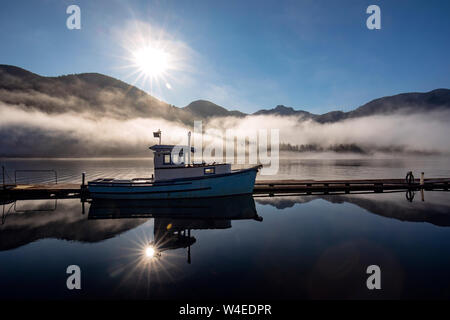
left=279, top=143, right=366, bottom=154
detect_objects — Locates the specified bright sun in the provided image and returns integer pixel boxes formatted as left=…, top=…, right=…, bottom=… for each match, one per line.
left=132, top=46, right=170, bottom=77
left=119, top=23, right=186, bottom=92
left=145, top=246, right=155, bottom=258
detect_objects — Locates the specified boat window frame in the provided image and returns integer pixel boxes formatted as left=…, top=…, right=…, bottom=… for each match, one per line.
left=163, top=153, right=172, bottom=165
left=204, top=167, right=215, bottom=175
left=173, top=148, right=185, bottom=165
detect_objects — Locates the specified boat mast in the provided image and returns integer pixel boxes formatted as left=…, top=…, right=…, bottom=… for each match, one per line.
left=187, top=131, right=191, bottom=165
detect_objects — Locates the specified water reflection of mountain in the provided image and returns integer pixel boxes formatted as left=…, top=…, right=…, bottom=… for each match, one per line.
left=255, top=191, right=450, bottom=226
left=0, top=199, right=147, bottom=251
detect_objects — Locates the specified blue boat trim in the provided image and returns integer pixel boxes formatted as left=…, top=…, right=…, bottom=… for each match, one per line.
left=155, top=163, right=230, bottom=170
left=90, top=186, right=211, bottom=195
left=88, top=181, right=193, bottom=187
left=90, top=192, right=253, bottom=200
left=90, top=192, right=255, bottom=200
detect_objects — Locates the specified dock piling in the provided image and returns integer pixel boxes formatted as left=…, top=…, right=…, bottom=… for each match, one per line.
left=406, top=171, right=415, bottom=184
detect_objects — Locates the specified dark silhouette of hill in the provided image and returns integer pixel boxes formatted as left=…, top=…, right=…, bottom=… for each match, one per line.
left=253, top=105, right=315, bottom=119
left=183, top=100, right=245, bottom=118
left=253, top=89, right=450, bottom=122
left=1, top=64, right=448, bottom=122
left=316, top=88, right=450, bottom=123
left=0, top=64, right=190, bottom=122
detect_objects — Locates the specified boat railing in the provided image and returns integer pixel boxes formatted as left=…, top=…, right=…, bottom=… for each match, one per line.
left=1, top=165, right=15, bottom=189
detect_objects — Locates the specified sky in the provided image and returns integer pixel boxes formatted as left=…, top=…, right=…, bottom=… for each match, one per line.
left=0, top=0, right=449, bottom=114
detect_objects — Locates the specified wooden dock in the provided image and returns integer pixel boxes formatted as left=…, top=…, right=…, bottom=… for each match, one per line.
left=1, top=183, right=82, bottom=200
left=254, top=178, right=450, bottom=194
left=1, top=177, right=449, bottom=200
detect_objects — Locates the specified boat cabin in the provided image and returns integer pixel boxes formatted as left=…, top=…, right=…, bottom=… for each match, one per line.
left=149, top=144, right=231, bottom=181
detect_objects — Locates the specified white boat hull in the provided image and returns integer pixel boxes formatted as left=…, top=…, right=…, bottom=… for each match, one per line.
left=88, top=167, right=259, bottom=199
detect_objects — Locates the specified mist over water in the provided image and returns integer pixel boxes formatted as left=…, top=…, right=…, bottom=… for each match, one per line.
left=1, top=102, right=450, bottom=157
left=2, top=157, right=450, bottom=184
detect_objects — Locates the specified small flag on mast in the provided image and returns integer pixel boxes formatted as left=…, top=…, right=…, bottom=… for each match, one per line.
left=153, top=129, right=162, bottom=144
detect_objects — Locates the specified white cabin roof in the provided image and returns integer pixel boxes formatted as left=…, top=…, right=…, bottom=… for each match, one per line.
left=149, top=144, right=195, bottom=153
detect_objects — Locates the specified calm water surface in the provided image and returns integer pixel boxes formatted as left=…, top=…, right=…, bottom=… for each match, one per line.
left=2, top=156, right=450, bottom=183
left=1, top=157, right=450, bottom=299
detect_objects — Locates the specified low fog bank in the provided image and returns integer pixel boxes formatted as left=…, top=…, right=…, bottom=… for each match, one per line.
left=1, top=103, right=450, bottom=157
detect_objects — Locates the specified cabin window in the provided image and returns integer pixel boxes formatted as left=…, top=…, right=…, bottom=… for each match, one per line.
left=204, top=167, right=215, bottom=175
left=163, top=153, right=171, bottom=165
left=172, top=149, right=185, bottom=165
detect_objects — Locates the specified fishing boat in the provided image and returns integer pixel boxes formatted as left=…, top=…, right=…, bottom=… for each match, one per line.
left=87, top=130, right=261, bottom=199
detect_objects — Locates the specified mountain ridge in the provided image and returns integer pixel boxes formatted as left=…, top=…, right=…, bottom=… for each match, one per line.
left=0, top=64, right=449, bottom=123
left=1, top=65, right=449, bottom=157
left=183, top=99, right=246, bottom=118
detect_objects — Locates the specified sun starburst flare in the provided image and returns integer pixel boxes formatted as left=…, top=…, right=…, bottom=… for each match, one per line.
left=132, top=46, right=170, bottom=78
left=105, top=224, right=187, bottom=297
left=116, top=21, right=191, bottom=96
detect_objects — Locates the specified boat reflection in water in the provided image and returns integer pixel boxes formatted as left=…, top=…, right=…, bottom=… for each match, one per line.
left=88, top=194, right=262, bottom=263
